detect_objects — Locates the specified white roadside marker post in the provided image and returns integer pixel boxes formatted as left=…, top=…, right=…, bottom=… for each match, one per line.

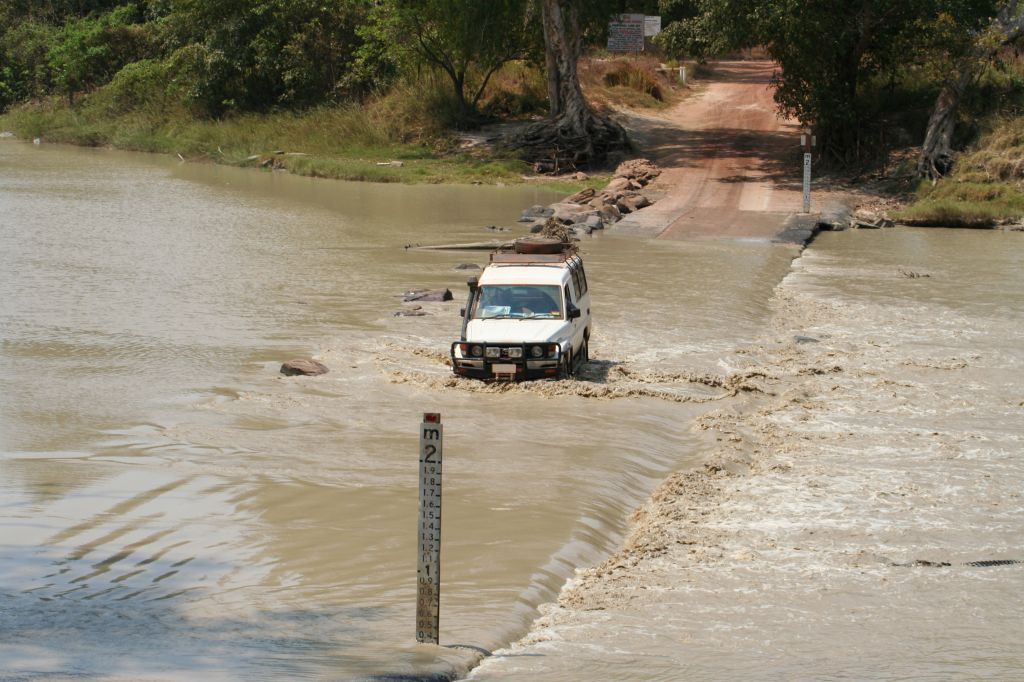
left=417, top=413, right=443, bottom=644
left=801, top=128, right=816, bottom=213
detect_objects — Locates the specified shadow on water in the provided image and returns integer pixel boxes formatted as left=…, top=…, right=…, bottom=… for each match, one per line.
left=0, top=585, right=485, bottom=680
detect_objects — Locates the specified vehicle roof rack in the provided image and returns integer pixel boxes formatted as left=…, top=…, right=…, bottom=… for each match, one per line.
left=489, top=239, right=578, bottom=264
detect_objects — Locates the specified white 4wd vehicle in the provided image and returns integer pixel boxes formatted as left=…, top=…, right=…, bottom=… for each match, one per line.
left=451, top=239, right=591, bottom=380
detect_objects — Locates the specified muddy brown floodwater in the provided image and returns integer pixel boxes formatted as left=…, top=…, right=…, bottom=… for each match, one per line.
left=0, top=141, right=797, bottom=680
left=471, top=228, right=1024, bottom=681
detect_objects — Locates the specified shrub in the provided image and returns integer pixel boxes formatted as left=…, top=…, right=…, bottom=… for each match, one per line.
left=47, top=5, right=156, bottom=103
left=479, top=61, right=547, bottom=119
left=97, top=58, right=168, bottom=114
left=603, top=65, right=663, bottom=101
left=0, top=20, right=59, bottom=106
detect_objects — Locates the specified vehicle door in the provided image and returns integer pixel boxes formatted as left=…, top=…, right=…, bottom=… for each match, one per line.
left=563, top=282, right=584, bottom=355
left=573, top=262, right=591, bottom=340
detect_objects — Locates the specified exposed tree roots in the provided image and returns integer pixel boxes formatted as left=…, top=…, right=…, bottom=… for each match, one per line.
left=509, top=112, right=631, bottom=173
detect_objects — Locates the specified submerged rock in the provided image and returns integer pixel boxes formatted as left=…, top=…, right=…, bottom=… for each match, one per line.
left=520, top=205, right=554, bottom=221
left=281, top=359, right=329, bottom=376
left=402, top=288, right=453, bottom=302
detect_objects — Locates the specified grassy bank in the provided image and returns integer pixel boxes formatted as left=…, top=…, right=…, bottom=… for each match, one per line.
left=0, top=55, right=695, bottom=191
left=895, top=116, right=1024, bottom=227
left=0, top=55, right=692, bottom=191
left=0, top=90, right=558, bottom=186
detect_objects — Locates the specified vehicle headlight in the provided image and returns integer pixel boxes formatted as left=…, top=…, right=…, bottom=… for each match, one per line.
left=529, top=345, right=544, bottom=358
left=470, top=344, right=484, bottom=358
left=507, top=347, right=523, bottom=358
left=485, top=346, right=501, bottom=358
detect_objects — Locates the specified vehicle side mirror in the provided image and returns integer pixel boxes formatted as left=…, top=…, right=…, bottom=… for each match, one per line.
left=567, top=304, right=581, bottom=320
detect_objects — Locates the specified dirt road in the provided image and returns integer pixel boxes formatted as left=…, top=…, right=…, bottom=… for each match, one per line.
left=613, top=60, right=808, bottom=240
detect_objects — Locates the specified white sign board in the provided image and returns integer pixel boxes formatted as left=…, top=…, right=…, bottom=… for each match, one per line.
left=644, top=15, right=661, bottom=37
left=608, top=14, right=645, bottom=52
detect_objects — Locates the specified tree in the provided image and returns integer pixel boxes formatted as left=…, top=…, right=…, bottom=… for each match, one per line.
left=365, top=0, right=537, bottom=126
left=165, top=0, right=366, bottom=115
left=47, top=5, right=154, bottom=104
left=655, top=0, right=756, bottom=60
left=0, top=18, right=58, bottom=108
left=511, top=0, right=629, bottom=170
left=918, top=0, right=1024, bottom=178
left=657, top=0, right=999, bottom=164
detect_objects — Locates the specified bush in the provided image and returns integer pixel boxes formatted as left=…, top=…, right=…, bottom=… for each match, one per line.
left=47, top=5, right=156, bottom=103
left=479, top=61, right=547, bottom=119
left=96, top=58, right=168, bottom=115
left=0, top=20, right=59, bottom=107
left=162, top=0, right=366, bottom=116
left=603, top=65, right=663, bottom=101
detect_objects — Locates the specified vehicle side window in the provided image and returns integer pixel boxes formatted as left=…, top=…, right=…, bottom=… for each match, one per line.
left=570, top=267, right=582, bottom=300
left=578, top=265, right=588, bottom=295
left=564, top=284, right=573, bottom=305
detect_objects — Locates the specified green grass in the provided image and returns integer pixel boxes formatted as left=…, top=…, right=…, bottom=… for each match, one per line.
left=895, top=179, right=1024, bottom=226
left=0, top=98, right=572, bottom=186
left=895, top=115, right=1024, bottom=227
left=281, top=153, right=536, bottom=184
left=0, top=71, right=600, bottom=190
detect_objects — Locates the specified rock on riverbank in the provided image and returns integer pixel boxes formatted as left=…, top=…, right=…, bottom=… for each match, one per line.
left=520, top=159, right=662, bottom=236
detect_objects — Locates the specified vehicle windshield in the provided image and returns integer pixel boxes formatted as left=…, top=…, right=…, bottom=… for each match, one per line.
left=474, top=285, right=563, bottom=319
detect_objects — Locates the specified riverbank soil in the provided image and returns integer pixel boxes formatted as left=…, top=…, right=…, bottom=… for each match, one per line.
left=612, top=59, right=847, bottom=240
left=468, top=62, right=1024, bottom=681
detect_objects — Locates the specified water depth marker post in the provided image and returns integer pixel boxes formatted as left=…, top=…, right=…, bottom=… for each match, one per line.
left=417, top=413, right=443, bottom=644
left=801, top=129, right=816, bottom=213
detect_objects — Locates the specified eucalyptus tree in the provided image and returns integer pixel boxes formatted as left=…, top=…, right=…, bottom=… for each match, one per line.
left=919, top=0, right=1024, bottom=178
left=512, top=0, right=630, bottom=169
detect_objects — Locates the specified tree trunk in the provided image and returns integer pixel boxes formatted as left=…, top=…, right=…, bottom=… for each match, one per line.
left=918, top=68, right=973, bottom=180
left=544, top=17, right=561, bottom=118
left=509, top=0, right=629, bottom=171
left=919, top=0, right=1024, bottom=179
